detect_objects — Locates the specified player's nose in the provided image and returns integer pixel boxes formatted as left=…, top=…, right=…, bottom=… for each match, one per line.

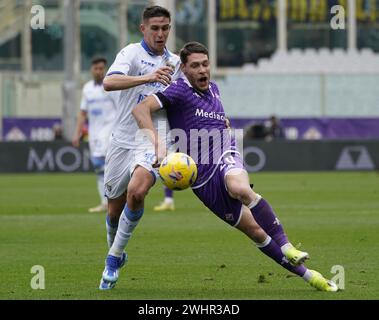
left=199, top=65, right=206, bottom=74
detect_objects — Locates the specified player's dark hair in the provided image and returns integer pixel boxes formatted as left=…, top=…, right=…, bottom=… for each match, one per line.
left=180, top=42, right=209, bottom=64
left=91, top=56, right=107, bottom=65
left=142, top=5, right=171, bottom=22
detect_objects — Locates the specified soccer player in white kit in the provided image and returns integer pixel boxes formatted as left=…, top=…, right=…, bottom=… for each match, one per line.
left=72, top=56, right=117, bottom=213
left=99, top=6, right=182, bottom=290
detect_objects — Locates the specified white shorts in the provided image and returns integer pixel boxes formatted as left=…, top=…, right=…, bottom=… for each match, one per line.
left=104, top=140, right=158, bottom=199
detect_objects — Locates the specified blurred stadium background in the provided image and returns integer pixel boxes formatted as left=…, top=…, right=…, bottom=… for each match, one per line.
left=0, top=0, right=378, bottom=172
left=0, top=0, right=379, bottom=300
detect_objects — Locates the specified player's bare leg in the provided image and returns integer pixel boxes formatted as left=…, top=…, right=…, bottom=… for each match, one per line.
left=225, top=168, right=309, bottom=265
left=236, top=206, right=311, bottom=277
left=235, top=205, right=266, bottom=243
left=100, top=166, right=155, bottom=289
left=228, top=171, right=338, bottom=291
left=126, top=165, right=155, bottom=211
left=236, top=206, right=337, bottom=291
left=108, top=165, right=154, bottom=257
left=99, top=194, right=127, bottom=290
left=106, top=194, right=126, bottom=248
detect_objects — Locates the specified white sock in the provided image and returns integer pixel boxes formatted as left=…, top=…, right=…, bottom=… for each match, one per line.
left=255, top=235, right=271, bottom=248
left=248, top=193, right=262, bottom=209
left=164, top=197, right=174, bottom=204
left=109, top=213, right=141, bottom=258
left=280, top=243, right=294, bottom=255
left=97, top=174, right=106, bottom=205
left=106, top=216, right=118, bottom=248
left=302, top=270, right=313, bottom=282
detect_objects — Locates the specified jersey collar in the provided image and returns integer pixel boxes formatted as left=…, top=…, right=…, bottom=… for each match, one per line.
left=140, top=39, right=171, bottom=59
left=182, top=75, right=210, bottom=96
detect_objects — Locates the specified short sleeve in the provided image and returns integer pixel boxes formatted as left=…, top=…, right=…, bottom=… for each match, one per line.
left=155, top=81, right=185, bottom=110
left=106, top=45, right=136, bottom=76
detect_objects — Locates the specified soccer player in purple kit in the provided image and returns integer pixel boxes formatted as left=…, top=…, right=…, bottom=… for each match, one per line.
left=132, top=42, right=338, bottom=292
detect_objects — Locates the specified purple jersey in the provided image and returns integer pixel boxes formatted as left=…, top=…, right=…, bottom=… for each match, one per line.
left=155, top=77, right=236, bottom=188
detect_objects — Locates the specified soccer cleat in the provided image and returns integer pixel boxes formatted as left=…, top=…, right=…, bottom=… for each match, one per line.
left=88, top=203, right=107, bottom=213
left=153, top=201, right=175, bottom=212
left=283, top=246, right=309, bottom=266
left=99, top=253, right=128, bottom=289
left=308, top=270, right=339, bottom=292
left=119, top=252, right=127, bottom=268
left=99, top=278, right=116, bottom=290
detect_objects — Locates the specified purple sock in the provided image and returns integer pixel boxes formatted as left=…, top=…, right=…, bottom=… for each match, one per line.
left=164, top=186, right=173, bottom=198
left=257, top=237, right=307, bottom=277
left=249, top=198, right=289, bottom=247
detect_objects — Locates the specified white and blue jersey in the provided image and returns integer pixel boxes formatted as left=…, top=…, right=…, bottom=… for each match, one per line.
left=80, top=80, right=117, bottom=157
left=106, top=40, right=182, bottom=149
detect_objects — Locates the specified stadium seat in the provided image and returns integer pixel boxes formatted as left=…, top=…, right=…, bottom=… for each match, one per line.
left=251, top=47, right=379, bottom=74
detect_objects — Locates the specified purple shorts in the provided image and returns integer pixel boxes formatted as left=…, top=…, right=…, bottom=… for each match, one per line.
left=192, top=152, right=245, bottom=227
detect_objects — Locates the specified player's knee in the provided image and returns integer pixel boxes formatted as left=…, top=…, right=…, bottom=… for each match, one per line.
left=228, top=183, right=252, bottom=202
left=128, top=185, right=148, bottom=204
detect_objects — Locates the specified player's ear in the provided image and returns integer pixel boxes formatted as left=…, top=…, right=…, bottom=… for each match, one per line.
left=180, top=63, right=185, bottom=72
left=140, top=23, right=145, bottom=33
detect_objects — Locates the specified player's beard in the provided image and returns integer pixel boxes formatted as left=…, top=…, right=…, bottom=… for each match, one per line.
left=94, top=74, right=105, bottom=84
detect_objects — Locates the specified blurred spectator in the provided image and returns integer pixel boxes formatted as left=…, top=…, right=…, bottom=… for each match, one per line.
left=265, top=115, right=285, bottom=140
left=244, top=116, right=286, bottom=141
left=53, top=123, right=64, bottom=140
left=245, top=123, right=267, bottom=139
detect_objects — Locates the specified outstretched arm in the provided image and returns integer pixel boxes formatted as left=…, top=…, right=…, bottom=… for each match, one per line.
left=132, top=95, right=167, bottom=164
left=103, top=66, right=173, bottom=91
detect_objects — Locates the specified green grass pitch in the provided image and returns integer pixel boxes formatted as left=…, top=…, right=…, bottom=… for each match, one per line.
left=0, top=172, right=378, bottom=300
